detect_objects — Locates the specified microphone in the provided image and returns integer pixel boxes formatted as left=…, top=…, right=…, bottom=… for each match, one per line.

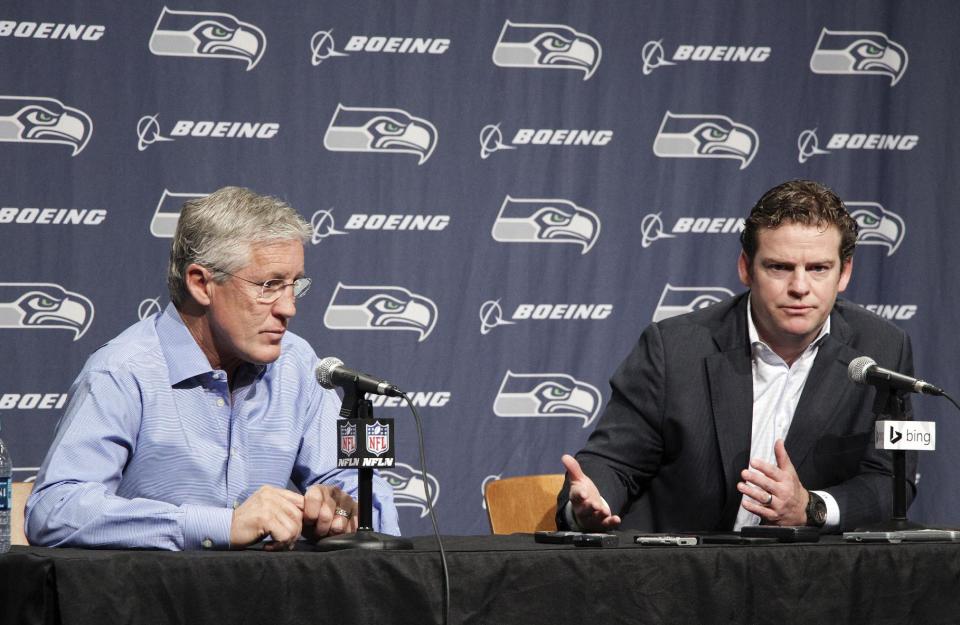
left=315, top=357, right=403, bottom=397
left=847, top=356, right=944, bottom=396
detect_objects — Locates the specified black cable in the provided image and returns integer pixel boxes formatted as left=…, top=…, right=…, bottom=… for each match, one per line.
left=402, top=393, right=449, bottom=625
left=943, top=392, right=960, bottom=413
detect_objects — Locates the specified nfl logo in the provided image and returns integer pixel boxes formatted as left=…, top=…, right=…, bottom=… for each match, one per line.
left=339, top=422, right=357, bottom=456
left=366, top=421, right=390, bottom=457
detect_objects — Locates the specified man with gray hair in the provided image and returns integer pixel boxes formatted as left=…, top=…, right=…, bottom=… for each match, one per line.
left=26, top=187, right=399, bottom=550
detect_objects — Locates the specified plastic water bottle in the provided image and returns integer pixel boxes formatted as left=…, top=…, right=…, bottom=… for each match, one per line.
left=0, top=423, right=11, bottom=553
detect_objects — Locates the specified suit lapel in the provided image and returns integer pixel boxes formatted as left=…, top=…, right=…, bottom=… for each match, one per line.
left=706, top=296, right=754, bottom=527
left=785, top=309, right=861, bottom=469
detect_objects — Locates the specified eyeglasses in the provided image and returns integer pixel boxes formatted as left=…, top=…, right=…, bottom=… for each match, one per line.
left=218, top=270, right=312, bottom=304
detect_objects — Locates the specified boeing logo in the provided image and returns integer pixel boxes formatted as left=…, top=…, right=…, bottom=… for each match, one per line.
left=309, top=209, right=449, bottom=244
left=137, top=115, right=277, bottom=151
left=653, top=111, right=758, bottom=170
left=479, top=124, right=516, bottom=159
left=797, top=128, right=918, bottom=162
left=796, top=129, right=830, bottom=163
left=369, top=392, right=451, bottom=409
left=479, top=300, right=515, bottom=335
left=479, top=299, right=612, bottom=334
left=479, top=123, right=612, bottom=159
left=136, top=114, right=173, bottom=151
left=309, top=30, right=349, bottom=64
left=640, top=213, right=743, bottom=248
left=810, top=28, right=908, bottom=86
left=310, top=30, right=449, bottom=65
left=309, top=210, right=347, bottom=243
left=641, top=39, right=770, bottom=75
left=0, top=393, right=69, bottom=410
left=138, top=297, right=163, bottom=321
left=0, top=206, right=105, bottom=226
left=861, top=304, right=917, bottom=321
left=0, top=21, right=104, bottom=40
left=492, top=20, right=601, bottom=80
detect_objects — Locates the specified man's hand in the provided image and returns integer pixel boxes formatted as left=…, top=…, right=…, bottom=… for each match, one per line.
left=230, top=485, right=305, bottom=550
left=737, top=439, right=809, bottom=526
left=302, top=484, right=359, bottom=541
left=562, top=454, right=621, bottom=531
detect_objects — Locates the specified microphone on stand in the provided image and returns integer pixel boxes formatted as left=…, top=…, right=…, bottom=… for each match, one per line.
left=316, top=357, right=403, bottom=397
left=847, top=356, right=944, bottom=396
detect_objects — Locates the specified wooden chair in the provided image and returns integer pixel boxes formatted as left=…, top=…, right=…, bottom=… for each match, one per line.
left=484, top=474, right=565, bottom=534
left=11, top=481, right=33, bottom=545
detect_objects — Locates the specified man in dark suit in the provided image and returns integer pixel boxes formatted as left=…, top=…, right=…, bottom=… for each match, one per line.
left=558, top=180, right=915, bottom=533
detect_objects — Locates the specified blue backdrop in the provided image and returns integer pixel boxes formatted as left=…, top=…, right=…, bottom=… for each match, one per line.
left=1, top=0, right=957, bottom=536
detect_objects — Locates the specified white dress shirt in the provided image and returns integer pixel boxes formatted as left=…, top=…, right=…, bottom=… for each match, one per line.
left=734, top=296, right=840, bottom=530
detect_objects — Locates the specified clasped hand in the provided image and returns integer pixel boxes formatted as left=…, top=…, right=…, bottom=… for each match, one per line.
left=229, top=484, right=359, bottom=550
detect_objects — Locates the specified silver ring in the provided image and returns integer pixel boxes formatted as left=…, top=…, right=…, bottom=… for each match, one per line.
left=764, top=493, right=774, bottom=506
left=334, top=507, right=351, bottom=518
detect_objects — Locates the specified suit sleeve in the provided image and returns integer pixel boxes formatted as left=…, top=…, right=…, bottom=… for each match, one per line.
left=824, top=328, right=918, bottom=531
left=557, top=323, right=667, bottom=527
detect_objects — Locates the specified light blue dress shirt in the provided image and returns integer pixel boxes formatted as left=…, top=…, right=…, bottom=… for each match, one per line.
left=26, top=303, right=399, bottom=549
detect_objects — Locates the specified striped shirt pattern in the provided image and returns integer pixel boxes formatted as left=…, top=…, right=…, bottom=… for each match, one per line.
left=26, top=303, right=399, bottom=549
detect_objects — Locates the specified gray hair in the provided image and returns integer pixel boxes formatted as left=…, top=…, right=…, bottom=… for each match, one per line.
left=167, top=186, right=311, bottom=307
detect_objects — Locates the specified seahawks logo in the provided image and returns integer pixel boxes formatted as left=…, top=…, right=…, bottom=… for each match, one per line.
left=0, top=95, right=92, bottom=156
left=653, top=111, right=758, bottom=170
left=148, top=7, right=266, bottom=71
left=491, top=196, right=600, bottom=255
left=323, top=104, right=438, bottom=165
left=380, top=462, right=439, bottom=518
left=150, top=189, right=206, bottom=238
left=493, top=371, right=602, bottom=428
left=652, top=283, right=735, bottom=322
left=0, top=283, right=94, bottom=340
left=492, top=20, right=601, bottom=80
left=810, top=28, right=908, bottom=86
left=323, top=283, right=438, bottom=342
left=848, top=202, right=905, bottom=256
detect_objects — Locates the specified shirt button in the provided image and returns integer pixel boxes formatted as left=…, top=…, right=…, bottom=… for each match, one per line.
left=230, top=449, right=236, bottom=458
left=202, top=538, right=213, bottom=549
left=216, top=398, right=225, bottom=407
left=233, top=500, right=239, bottom=509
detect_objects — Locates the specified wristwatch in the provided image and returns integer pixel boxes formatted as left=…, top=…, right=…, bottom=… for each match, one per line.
left=805, top=490, right=827, bottom=527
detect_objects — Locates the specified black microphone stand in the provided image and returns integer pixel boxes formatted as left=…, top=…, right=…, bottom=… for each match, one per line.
left=857, top=383, right=924, bottom=531
left=314, top=382, right=413, bottom=551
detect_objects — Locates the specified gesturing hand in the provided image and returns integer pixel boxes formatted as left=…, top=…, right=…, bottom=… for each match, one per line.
left=737, top=439, right=809, bottom=526
left=562, top=454, right=621, bottom=531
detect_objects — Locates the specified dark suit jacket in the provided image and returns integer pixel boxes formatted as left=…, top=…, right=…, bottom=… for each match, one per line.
left=559, top=293, right=916, bottom=532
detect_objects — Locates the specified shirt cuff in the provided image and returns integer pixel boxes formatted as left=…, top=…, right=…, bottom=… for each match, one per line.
left=813, top=490, right=840, bottom=530
left=181, top=504, right=234, bottom=550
